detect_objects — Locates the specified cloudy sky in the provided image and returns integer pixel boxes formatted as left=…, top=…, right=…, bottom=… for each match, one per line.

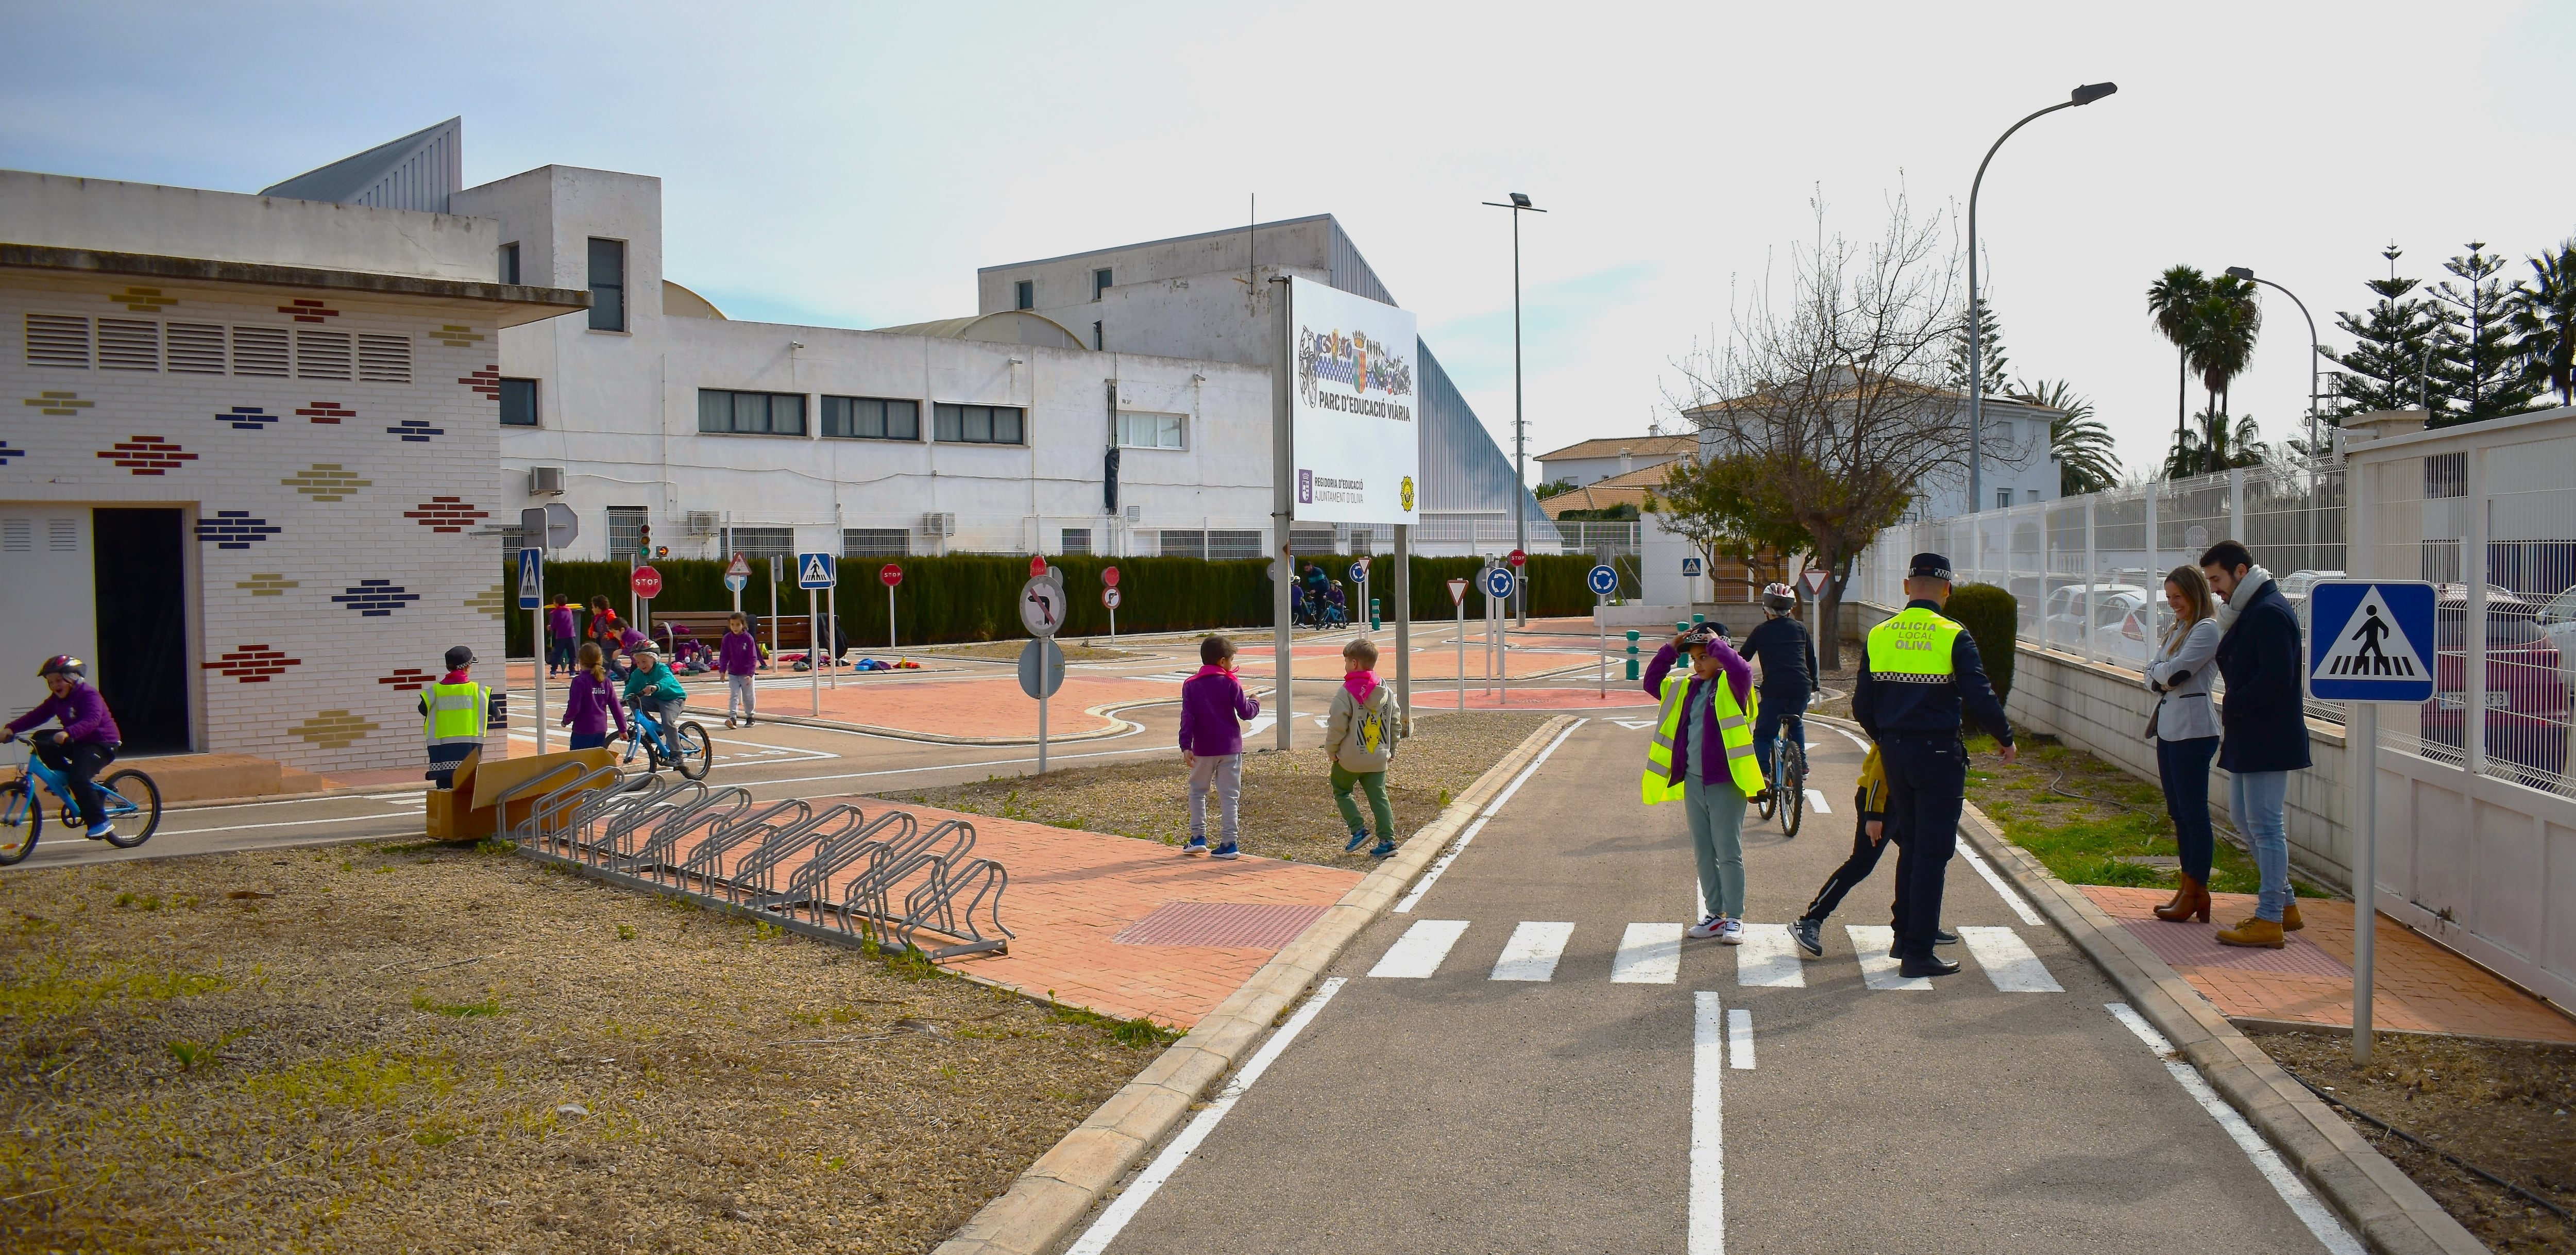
left=6, top=1, right=2569, bottom=482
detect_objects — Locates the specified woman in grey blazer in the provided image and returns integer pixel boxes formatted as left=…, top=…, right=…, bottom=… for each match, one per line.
left=2146, top=564, right=2223, bottom=923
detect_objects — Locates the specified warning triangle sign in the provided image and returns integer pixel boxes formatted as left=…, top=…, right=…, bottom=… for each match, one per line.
left=2316, top=585, right=2425, bottom=680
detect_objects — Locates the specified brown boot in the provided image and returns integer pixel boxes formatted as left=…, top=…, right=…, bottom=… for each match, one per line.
left=2282, top=899, right=2304, bottom=932
left=2154, top=872, right=2212, bottom=924
left=2216, top=916, right=2285, bottom=949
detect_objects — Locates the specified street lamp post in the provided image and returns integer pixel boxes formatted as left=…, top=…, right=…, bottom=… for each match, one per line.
left=1484, top=192, right=1545, bottom=625
left=2224, top=267, right=2325, bottom=462
left=1967, top=82, right=2116, bottom=515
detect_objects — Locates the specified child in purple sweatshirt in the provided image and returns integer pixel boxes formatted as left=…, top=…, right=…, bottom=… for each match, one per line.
left=1177, top=635, right=1260, bottom=860
left=720, top=612, right=760, bottom=728
left=562, top=642, right=627, bottom=751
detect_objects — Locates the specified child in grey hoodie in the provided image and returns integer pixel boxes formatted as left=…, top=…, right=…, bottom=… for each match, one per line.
left=1325, top=638, right=1402, bottom=858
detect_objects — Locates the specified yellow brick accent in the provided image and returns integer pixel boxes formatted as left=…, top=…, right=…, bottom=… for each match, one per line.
left=429, top=324, right=486, bottom=348
left=112, top=286, right=178, bottom=313
left=290, top=710, right=379, bottom=750
left=23, top=391, right=93, bottom=416
left=236, top=574, right=300, bottom=597
left=280, top=463, right=372, bottom=502
left=465, top=582, right=510, bottom=621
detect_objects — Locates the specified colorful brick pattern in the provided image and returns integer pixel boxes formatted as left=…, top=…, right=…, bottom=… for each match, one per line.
left=202, top=645, right=301, bottom=683
left=298, top=400, right=354, bottom=425
left=459, top=364, right=500, bottom=401
left=0, top=440, right=18, bottom=466
left=404, top=496, right=488, bottom=533
left=218, top=406, right=277, bottom=431
left=290, top=710, right=379, bottom=750
left=196, top=511, right=282, bottom=549
left=111, top=286, right=178, bottom=314
left=333, top=580, right=420, bottom=617
left=97, top=435, right=198, bottom=475
left=280, top=464, right=370, bottom=501
left=279, top=298, right=341, bottom=324
left=464, top=582, right=510, bottom=621
left=429, top=324, right=485, bottom=348
left=23, top=390, right=93, bottom=416
left=235, top=573, right=298, bottom=597
left=387, top=419, right=444, bottom=443
left=377, top=668, right=433, bottom=693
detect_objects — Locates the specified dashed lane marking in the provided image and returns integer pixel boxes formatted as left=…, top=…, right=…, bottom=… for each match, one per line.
left=1726, top=1008, right=1756, bottom=1070
left=1733, top=923, right=1805, bottom=988
left=1368, top=919, right=1470, bottom=979
left=1959, top=843, right=2046, bottom=926
left=1690, top=991, right=1726, bottom=1255
left=1845, top=925, right=1932, bottom=991
left=1490, top=921, right=1574, bottom=981
left=1612, top=922, right=1684, bottom=984
left=1958, top=926, right=2063, bottom=992
left=1804, top=788, right=1831, bottom=814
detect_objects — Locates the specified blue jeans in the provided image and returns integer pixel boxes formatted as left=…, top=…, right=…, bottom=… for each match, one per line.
left=1752, top=691, right=1808, bottom=780
left=568, top=731, right=609, bottom=752
left=2228, top=769, right=2292, bottom=921
left=2156, top=737, right=2219, bottom=883
left=1682, top=776, right=1748, bottom=919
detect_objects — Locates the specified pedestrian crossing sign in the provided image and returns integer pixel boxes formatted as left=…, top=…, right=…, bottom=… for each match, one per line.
left=2307, top=579, right=2435, bottom=702
left=796, top=552, right=837, bottom=590
left=516, top=547, right=542, bottom=610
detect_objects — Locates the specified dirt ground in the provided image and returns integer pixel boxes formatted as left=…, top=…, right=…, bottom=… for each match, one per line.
left=917, top=640, right=1149, bottom=664
left=0, top=842, right=1163, bottom=1253
left=2262, top=1030, right=2576, bottom=1252
left=889, top=710, right=1557, bottom=871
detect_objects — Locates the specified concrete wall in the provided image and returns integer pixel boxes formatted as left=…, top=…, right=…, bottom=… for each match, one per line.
left=2, top=170, right=499, bottom=281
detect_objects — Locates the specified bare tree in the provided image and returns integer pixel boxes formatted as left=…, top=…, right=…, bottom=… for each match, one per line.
left=1665, top=193, right=2008, bottom=669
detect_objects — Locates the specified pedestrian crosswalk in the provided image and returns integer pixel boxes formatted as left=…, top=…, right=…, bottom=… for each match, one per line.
left=1369, top=917, right=2064, bottom=994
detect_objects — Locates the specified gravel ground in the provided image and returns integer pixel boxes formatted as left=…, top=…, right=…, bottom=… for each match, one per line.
left=887, top=711, right=1557, bottom=871
left=0, top=843, right=1162, bottom=1253
left=2262, top=1030, right=2575, bottom=1252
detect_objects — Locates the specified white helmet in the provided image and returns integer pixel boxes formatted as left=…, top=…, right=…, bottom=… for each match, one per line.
left=1761, top=582, right=1797, bottom=615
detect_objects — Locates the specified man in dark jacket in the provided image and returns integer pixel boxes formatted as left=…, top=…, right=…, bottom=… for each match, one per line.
left=2201, top=539, right=2310, bottom=949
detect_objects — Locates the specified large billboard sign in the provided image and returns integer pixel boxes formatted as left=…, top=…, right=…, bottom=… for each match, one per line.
left=1290, top=276, right=1419, bottom=525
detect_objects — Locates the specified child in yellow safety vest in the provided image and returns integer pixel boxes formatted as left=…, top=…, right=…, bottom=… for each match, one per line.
left=418, top=645, right=491, bottom=790
left=1639, top=626, right=1766, bottom=944
left=1785, top=743, right=1960, bottom=959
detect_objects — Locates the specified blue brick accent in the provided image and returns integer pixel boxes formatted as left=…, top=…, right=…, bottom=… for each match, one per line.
left=0, top=440, right=18, bottom=466
left=195, top=510, right=282, bottom=550
left=387, top=419, right=445, bottom=444
left=219, top=406, right=278, bottom=431
left=332, top=579, right=420, bottom=617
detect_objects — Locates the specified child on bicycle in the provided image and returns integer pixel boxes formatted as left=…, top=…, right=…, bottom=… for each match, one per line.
left=1742, top=583, right=1817, bottom=788
left=563, top=642, right=626, bottom=751
left=621, top=643, right=687, bottom=739
left=3, top=655, right=122, bottom=839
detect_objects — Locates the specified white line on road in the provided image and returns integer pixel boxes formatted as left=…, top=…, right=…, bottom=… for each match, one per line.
left=1726, top=1008, right=1756, bottom=1070
left=1489, top=921, right=1574, bottom=982
left=1367, top=919, right=1470, bottom=979
left=2105, top=1003, right=2364, bottom=1255
left=1065, top=977, right=1349, bottom=1255
left=1804, top=788, right=1832, bottom=815
left=1691, top=991, right=1725, bottom=1255
left=1393, top=718, right=1586, bottom=913
left=1959, top=926, right=2062, bottom=992
left=1958, top=844, right=2046, bottom=925
left=1732, top=923, right=1805, bottom=988
left=1611, top=922, right=1683, bottom=984
left=1845, top=925, right=1931, bottom=991
left=1825, top=724, right=1872, bottom=753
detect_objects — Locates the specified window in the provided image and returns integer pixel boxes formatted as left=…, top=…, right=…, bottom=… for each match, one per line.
left=843, top=528, right=910, bottom=557
left=1117, top=411, right=1185, bottom=449
left=606, top=506, right=649, bottom=562
left=1995, top=488, right=2014, bottom=511
left=1014, top=279, right=1033, bottom=310
left=934, top=403, right=1025, bottom=445
left=358, top=333, right=412, bottom=383
left=1207, top=529, right=1262, bottom=560
left=697, top=389, right=807, bottom=436
left=588, top=237, right=625, bottom=331
left=724, top=526, right=793, bottom=567
left=2027, top=489, right=2043, bottom=505
left=25, top=313, right=90, bottom=367
left=499, top=242, right=520, bottom=286
left=1158, top=529, right=1201, bottom=560
left=1093, top=268, right=1112, bottom=300
left=295, top=329, right=352, bottom=380
left=1061, top=528, right=1092, bottom=556
left=821, top=395, right=920, bottom=440
left=500, top=378, right=539, bottom=427
left=499, top=525, right=525, bottom=557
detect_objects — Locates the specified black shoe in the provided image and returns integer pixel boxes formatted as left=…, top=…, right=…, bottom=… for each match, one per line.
left=1897, top=955, right=1961, bottom=978
left=1935, top=928, right=1959, bottom=946
left=1792, top=917, right=1824, bottom=958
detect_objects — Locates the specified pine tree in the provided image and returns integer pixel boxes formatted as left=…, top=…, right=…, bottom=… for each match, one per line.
left=2425, top=241, right=2542, bottom=427
left=2328, top=244, right=2442, bottom=417
left=1946, top=298, right=2010, bottom=397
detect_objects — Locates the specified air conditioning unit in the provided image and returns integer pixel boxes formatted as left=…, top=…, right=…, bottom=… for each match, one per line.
left=683, top=510, right=721, bottom=537
left=527, top=466, right=565, bottom=496
left=922, top=512, right=956, bottom=537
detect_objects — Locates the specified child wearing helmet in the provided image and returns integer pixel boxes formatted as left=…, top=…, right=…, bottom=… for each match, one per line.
left=3, top=656, right=125, bottom=839
left=1741, top=581, right=1818, bottom=789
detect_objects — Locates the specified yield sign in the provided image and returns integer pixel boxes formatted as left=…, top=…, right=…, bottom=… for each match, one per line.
left=1802, top=568, right=1828, bottom=595
left=1446, top=577, right=1469, bottom=606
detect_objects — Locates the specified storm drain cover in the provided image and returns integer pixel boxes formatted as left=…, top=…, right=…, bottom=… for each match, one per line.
left=1112, top=901, right=1330, bottom=948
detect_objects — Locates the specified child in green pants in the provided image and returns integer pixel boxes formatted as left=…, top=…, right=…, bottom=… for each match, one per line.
left=1325, top=638, right=1401, bottom=858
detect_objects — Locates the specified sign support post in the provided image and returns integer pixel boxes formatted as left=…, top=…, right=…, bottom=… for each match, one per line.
left=1394, top=524, right=1412, bottom=737
left=767, top=558, right=781, bottom=672
left=796, top=551, right=837, bottom=717
left=1270, top=275, right=1294, bottom=752
left=2352, top=702, right=2378, bottom=1061
left=826, top=585, right=838, bottom=690
left=809, top=585, right=821, bottom=716
left=1449, top=577, right=1468, bottom=712
left=520, top=546, right=547, bottom=755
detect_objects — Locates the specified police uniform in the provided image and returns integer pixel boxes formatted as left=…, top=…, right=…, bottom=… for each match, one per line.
left=1850, top=553, right=2012, bottom=974
left=418, top=647, right=493, bottom=790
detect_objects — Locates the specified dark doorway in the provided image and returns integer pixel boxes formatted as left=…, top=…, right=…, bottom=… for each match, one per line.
left=92, top=508, right=190, bottom=753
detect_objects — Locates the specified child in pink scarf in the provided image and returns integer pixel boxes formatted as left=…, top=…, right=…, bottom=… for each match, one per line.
left=1324, top=637, right=1401, bottom=857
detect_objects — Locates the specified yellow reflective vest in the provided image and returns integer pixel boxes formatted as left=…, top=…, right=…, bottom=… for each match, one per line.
left=1864, top=605, right=1963, bottom=684
left=422, top=681, right=490, bottom=749
left=1641, top=669, right=1764, bottom=804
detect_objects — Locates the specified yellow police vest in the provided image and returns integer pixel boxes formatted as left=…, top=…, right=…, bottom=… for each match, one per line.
left=1641, top=670, right=1764, bottom=804
left=1865, top=606, right=1962, bottom=684
left=423, top=681, right=489, bottom=748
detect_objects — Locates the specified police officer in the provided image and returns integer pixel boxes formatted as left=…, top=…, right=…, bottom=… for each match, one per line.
left=1851, top=553, right=2014, bottom=978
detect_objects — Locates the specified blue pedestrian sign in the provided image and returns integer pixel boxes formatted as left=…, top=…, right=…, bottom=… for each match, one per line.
left=1587, top=564, right=1618, bottom=596
left=797, top=552, right=838, bottom=590
left=1682, top=557, right=1703, bottom=578
left=2307, top=580, right=2435, bottom=702
left=516, top=547, right=543, bottom=609
left=1483, top=566, right=1515, bottom=599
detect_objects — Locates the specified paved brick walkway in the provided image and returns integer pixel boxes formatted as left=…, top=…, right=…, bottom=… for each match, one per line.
left=2083, top=886, right=2576, bottom=1044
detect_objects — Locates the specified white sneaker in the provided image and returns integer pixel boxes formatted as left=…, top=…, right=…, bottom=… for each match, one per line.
left=1685, top=915, right=1725, bottom=940
left=1718, top=918, right=1746, bottom=945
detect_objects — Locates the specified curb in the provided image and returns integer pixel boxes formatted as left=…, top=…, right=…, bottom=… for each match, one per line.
left=930, top=713, right=1582, bottom=1255
left=1952, top=797, right=2486, bottom=1255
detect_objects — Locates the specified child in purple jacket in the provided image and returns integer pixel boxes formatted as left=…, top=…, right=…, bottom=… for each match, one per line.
left=720, top=612, right=760, bottom=728
left=562, top=642, right=627, bottom=751
left=1177, top=635, right=1261, bottom=859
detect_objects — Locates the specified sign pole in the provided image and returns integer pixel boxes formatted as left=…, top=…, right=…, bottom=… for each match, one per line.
left=1270, top=274, right=1295, bottom=752
left=1394, top=524, right=1412, bottom=737
left=1455, top=592, right=1466, bottom=712
left=2353, top=702, right=2378, bottom=1064
left=1597, top=592, right=1607, bottom=699
left=1037, top=643, right=1049, bottom=775
left=888, top=582, right=897, bottom=650
left=809, top=584, right=821, bottom=717
left=826, top=585, right=838, bottom=690
left=768, top=558, right=781, bottom=673
left=532, top=553, right=547, bottom=755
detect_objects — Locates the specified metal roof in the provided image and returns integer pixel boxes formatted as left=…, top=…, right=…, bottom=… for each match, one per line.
left=260, top=118, right=463, bottom=213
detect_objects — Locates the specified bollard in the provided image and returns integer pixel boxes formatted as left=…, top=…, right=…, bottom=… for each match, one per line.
left=1625, top=629, right=1640, bottom=681
left=1370, top=597, right=1381, bottom=632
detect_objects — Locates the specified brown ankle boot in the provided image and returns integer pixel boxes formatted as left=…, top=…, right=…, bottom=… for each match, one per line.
left=2151, top=875, right=2193, bottom=921
left=2216, top=916, right=2285, bottom=949
left=2154, top=873, right=2211, bottom=924
left=2282, top=899, right=2304, bottom=932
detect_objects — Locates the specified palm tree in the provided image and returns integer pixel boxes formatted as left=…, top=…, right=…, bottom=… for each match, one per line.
left=2188, top=274, right=2262, bottom=445
left=2514, top=238, right=2576, bottom=408
left=2017, top=378, right=2120, bottom=493
left=2164, top=406, right=2267, bottom=477
left=2147, top=265, right=2209, bottom=451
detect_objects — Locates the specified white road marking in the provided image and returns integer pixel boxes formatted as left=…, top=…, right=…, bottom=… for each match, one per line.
left=2106, top=1003, right=2365, bottom=1255
left=1690, top=991, right=1725, bottom=1255
left=1608, top=718, right=1656, bottom=730
left=1826, top=724, right=1873, bottom=752
left=1804, top=788, right=1831, bottom=814
left=1959, top=926, right=2062, bottom=992
left=1393, top=718, right=1586, bottom=913
left=1845, top=925, right=1931, bottom=991
left=1368, top=919, right=1470, bottom=979
left=1065, top=978, right=1348, bottom=1255
left=1726, top=1008, right=1756, bottom=1070
left=1732, top=923, right=1805, bottom=988
left=1244, top=714, right=1276, bottom=739
left=1611, top=922, right=1684, bottom=984
left=1490, top=921, right=1574, bottom=982
left=1958, top=843, right=2046, bottom=925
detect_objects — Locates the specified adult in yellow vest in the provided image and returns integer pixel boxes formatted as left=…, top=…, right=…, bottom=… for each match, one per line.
left=1640, top=625, right=1767, bottom=944
left=1851, top=553, right=2016, bottom=978
left=418, top=645, right=493, bottom=791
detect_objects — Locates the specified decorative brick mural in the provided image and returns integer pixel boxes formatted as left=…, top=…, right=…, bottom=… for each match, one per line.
left=202, top=645, right=301, bottom=682
left=23, top=390, right=93, bottom=416
left=404, top=496, right=487, bottom=533
left=219, top=406, right=278, bottom=431
left=298, top=401, right=354, bottom=424
left=290, top=710, right=379, bottom=749
left=429, top=324, right=485, bottom=348
left=280, top=464, right=370, bottom=501
left=0, top=440, right=18, bottom=466
left=278, top=298, right=341, bottom=323
left=111, top=286, right=179, bottom=313
left=235, top=573, right=299, bottom=597
left=196, top=511, right=282, bottom=549
left=387, top=418, right=444, bottom=443
left=459, top=364, right=500, bottom=401
left=377, top=668, right=433, bottom=692
left=333, top=580, right=421, bottom=616
left=464, top=582, right=510, bottom=620
left=97, top=435, right=198, bottom=475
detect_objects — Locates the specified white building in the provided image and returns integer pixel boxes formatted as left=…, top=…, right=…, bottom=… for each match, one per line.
left=1534, top=433, right=1696, bottom=489
left=0, top=161, right=586, bottom=773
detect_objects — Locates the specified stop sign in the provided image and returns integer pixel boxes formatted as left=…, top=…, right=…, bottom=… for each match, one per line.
left=1102, top=565, right=1120, bottom=588
left=630, top=565, right=664, bottom=599
left=1029, top=554, right=1047, bottom=578
left=880, top=563, right=903, bottom=588
left=1507, top=548, right=1527, bottom=568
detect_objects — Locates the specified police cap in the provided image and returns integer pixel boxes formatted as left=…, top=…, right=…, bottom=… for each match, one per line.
left=1907, top=552, right=1955, bottom=582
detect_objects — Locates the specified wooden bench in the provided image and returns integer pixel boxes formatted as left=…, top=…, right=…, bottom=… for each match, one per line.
left=645, top=610, right=811, bottom=652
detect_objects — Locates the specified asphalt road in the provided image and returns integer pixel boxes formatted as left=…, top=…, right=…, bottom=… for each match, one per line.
left=1082, top=717, right=2350, bottom=1255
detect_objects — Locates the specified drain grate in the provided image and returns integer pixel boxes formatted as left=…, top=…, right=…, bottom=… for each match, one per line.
left=1113, top=901, right=1330, bottom=948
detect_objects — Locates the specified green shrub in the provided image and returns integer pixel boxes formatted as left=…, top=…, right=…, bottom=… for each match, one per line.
left=1944, top=582, right=2017, bottom=701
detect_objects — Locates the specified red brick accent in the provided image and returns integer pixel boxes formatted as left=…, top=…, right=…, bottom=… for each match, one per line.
left=279, top=298, right=341, bottom=324
left=378, top=668, right=433, bottom=692
left=404, top=496, right=489, bottom=533
left=297, top=400, right=355, bottom=424
left=459, top=364, right=500, bottom=401
left=201, top=644, right=300, bottom=682
left=96, top=435, right=198, bottom=475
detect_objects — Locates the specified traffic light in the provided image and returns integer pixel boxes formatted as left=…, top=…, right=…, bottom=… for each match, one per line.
left=635, top=522, right=652, bottom=561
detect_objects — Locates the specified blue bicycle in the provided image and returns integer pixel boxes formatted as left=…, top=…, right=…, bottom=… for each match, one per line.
left=0, top=739, right=161, bottom=864
left=618, top=699, right=711, bottom=781
left=1752, top=717, right=1806, bottom=838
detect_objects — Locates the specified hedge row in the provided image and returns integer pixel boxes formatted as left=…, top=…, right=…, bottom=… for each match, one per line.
left=503, top=553, right=1631, bottom=655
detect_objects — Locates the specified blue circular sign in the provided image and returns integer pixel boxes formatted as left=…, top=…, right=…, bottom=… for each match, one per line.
left=1587, top=564, right=1617, bottom=595
left=1484, top=566, right=1515, bottom=598
left=1348, top=561, right=1369, bottom=583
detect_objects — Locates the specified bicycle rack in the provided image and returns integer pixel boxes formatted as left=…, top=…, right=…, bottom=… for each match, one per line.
left=493, top=760, right=629, bottom=854
left=838, top=818, right=987, bottom=951
left=891, top=857, right=1012, bottom=958
left=615, top=788, right=752, bottom=881
left=670, top=794, right=799, bottom=896
left=719, top=804, right=863, bottom=906
left=755, top=808, right=917, bottom=925
left=592, top=780, right=722, bottom=866
left=626, top=797, right=806, bottom=889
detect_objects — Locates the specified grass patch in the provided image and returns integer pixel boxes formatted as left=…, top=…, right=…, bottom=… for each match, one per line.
left=0, top=957, right=231, bottom=1020
left=1047, top=1002, right=1182, bottom=1048
left=244, top=1048, right=455, bottom=1111
left=1965, top=733, right=2325, bottom=896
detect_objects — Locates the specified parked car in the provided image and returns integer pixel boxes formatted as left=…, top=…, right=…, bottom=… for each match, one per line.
left=2277, top=568, right=2345, bottom=607
left=2540, top=583, right=2576, bottom=693
left=2419, top=584, right=2569, bottom=785
left=2042, top=584, right=2153, bottom=666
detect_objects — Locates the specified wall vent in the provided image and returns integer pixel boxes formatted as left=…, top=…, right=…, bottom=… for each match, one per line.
left=167, top=323, right=226, bottom=374
left=231, top=326, right=289, bottom=377
left=358, top=333, right=412, bottom=383
left=24, top=314, right=89, bottom=368
left=96, top=318, right=160, bottom=371
left=295, top=329, right=352, bottom=380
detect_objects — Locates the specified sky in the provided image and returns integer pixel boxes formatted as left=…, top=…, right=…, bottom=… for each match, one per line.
left=6, top=1, right=2570, bottom=484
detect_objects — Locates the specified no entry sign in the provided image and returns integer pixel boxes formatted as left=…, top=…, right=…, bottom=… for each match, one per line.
left=630, top=565, right=663, bottom=599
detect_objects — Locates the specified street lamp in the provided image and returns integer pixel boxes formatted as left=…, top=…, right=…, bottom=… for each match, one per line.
left=2224, top=267, right=2325, bottom=463
left=1483, top=191, right=1546, bottom=624
left=1967, top=81, right=2117, bottom=514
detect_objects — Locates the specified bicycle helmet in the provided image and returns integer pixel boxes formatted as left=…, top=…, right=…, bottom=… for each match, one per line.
left=36, top=655, right=83, bottom=679
left=1761, top=582, right=1797, bottom=615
